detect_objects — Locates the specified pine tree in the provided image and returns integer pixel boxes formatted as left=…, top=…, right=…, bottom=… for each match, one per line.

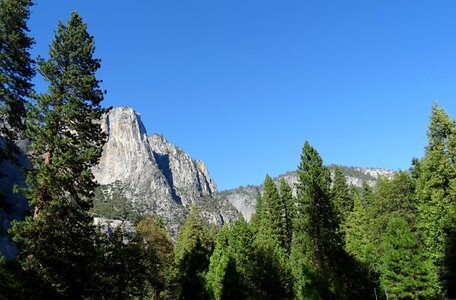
left=372, top=172, right=416, bottom=232
left=291, top=141, right=343, bottom=298
left=332, top=166, right=353, bottom=231
left=172, top=206, right=213, bottom=300
left=136, top=216, right=174, bottom=298
left=228, top=217, right=261, bottom=299
left=279, top=178, right=294, bottom=253
left=206, top=225, right=242, bottom=300
left=344, top=192, right=375, bottom=269
left=415, top=104, right=456, bottom=297
left=0, top=0, right=34, bottom=142
left=249, top=175, right=291, bottom=298
left=380, top=216, right=436, bottom=299
left=255, top=175, right=286, bottom=247
left=0, top=0, right=34, bottom=218
left=10, top=12, right=107, bottom=298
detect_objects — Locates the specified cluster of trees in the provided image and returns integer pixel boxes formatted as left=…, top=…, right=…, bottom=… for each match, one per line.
left=171, top=105, right=456, bottom=300
left=2, top=0, right=456, bottom=299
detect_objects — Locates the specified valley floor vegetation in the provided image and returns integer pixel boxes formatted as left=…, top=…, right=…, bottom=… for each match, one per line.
left=1, top=1, right=456, bottom=299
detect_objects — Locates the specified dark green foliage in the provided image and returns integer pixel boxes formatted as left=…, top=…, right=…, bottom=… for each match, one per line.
left=227, top=218, right=261, bottom=299
left=253, top=175, right=286, bottom=247
left=372, top=172, right=416, bottom=231
left=380, top=216, right=436, bottom=299
left=249, top=176, right=291, bottom=299
left=279, top=178, right=294, bottom=253
left=0, top=0, right=34, bottom=226
left=291, top=141, right=372, bottom=299
left=136, top=216, right=174, bottom=298
left=92, top=183, right=140, bottom=221
left=172, top=207, right=213, bottom=299
left=332, top=166, right=353, bottom=230
left=0, top=0, right=34, bottom=141
left=292, top=141, right=341, bottom=297
left=10, top=12, right=107, bottom=298
left=93, top=228, right=149, bottom=299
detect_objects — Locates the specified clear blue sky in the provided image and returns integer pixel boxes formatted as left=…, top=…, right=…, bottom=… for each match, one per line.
left=29, top=1, right=456, bottom=190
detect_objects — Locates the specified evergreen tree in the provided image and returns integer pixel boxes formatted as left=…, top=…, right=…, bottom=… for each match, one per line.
left=0, top=0, right=34, bottom=217
left=332, top=166, right=353, bottom=231
left=291, top=141, right=343, bottom=298
left=206, top=225, right=242, bottom=300
left=0, top=0, right=34, bottom=141
left=380, top=216, right=436, bottom=299
left=360, top=180, right=375, bottom=207
left=228, top=217, right=262, bottom=299
left=415, top=104, right=456, bottom=297
left=279, top=178, right=294, bottom=253
left=344, top=192, right=375, bottom=269
left=10, top=12, right=107, bottom=298
left=93, top=227, right=148, bottom=299
left=172, top=206, right=213, bottom=300
left=254, top=175, right=286, bottom=247
left=250, top=175, right=291, bottom=298
left=372, top=172, right=416, bottom=232
left=136, top=216, right=174, bottom=298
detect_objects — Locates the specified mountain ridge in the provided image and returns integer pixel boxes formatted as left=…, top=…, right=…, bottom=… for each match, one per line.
left=0, top=106, right=397, bottom=258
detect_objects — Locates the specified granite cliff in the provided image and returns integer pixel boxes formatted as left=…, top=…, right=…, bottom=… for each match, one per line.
left=91, top=107, right=237, bottom=236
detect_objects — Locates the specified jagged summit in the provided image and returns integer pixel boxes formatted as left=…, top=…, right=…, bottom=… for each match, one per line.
left=91, top=107, right=236, bottom=235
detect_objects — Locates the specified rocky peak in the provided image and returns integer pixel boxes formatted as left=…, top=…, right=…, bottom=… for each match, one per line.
left=91, top=107, right=234, bottom=235
left=149, top=133, right=217, bottom=207
left=93, top=106, right=160, bottom=187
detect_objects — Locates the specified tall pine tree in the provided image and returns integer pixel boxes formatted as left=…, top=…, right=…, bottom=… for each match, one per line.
left=291, top=141, right=342, bottom=298
left=11, top=12, right=107, bottom=298
left=279, top=178, right=294, bottom=253
left=0, top=0, right=34, bottom=218
left=171, top=206, right=213, bottom=300
left=415, top=104, right=456, bottom=297
left=331, top=166, right=353, bottom=232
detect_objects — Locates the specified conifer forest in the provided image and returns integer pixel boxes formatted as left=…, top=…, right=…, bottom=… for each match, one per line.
left=2, top=1, right=456, bottom=299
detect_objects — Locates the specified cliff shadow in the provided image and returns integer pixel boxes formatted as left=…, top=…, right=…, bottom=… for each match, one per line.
left=152, top=152, right=182, bottom=205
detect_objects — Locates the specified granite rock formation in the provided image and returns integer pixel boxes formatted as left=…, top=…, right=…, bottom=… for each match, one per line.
left=92, top=107, right=237, bottom=236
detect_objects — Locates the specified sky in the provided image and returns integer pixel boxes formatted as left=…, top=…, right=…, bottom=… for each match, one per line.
left=28, top=1, right=456, bottom=190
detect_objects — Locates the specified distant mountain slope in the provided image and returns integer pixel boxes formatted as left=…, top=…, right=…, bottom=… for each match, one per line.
left=216, top=165, right=396, bottom=221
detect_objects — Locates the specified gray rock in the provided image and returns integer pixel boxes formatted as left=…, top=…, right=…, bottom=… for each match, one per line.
left=92, top=107, right=237, bottom=236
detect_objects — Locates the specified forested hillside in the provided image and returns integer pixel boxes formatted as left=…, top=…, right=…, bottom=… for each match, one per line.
left=1, top=1, right=456, bottom=299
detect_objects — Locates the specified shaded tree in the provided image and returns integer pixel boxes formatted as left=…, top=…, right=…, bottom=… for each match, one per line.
left=0, top=0, right=34, bottom=141
left=279, top=178, right=294, bottom=253
left=171, top=206, right=213, bottom=300
left=10, top=12, right=107, bottom=298
left=331, top=166, right=353, bottom=232
left=136, top=216, right=174, bottom=298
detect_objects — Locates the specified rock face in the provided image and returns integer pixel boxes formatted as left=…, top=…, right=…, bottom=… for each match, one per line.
left=217, top=165, right=396, bottom=221
left=149, top=133, right=217, bottom=207
left=0, top=139, right=30, bottom=259
left=92, top=107, right=237, bottom=236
